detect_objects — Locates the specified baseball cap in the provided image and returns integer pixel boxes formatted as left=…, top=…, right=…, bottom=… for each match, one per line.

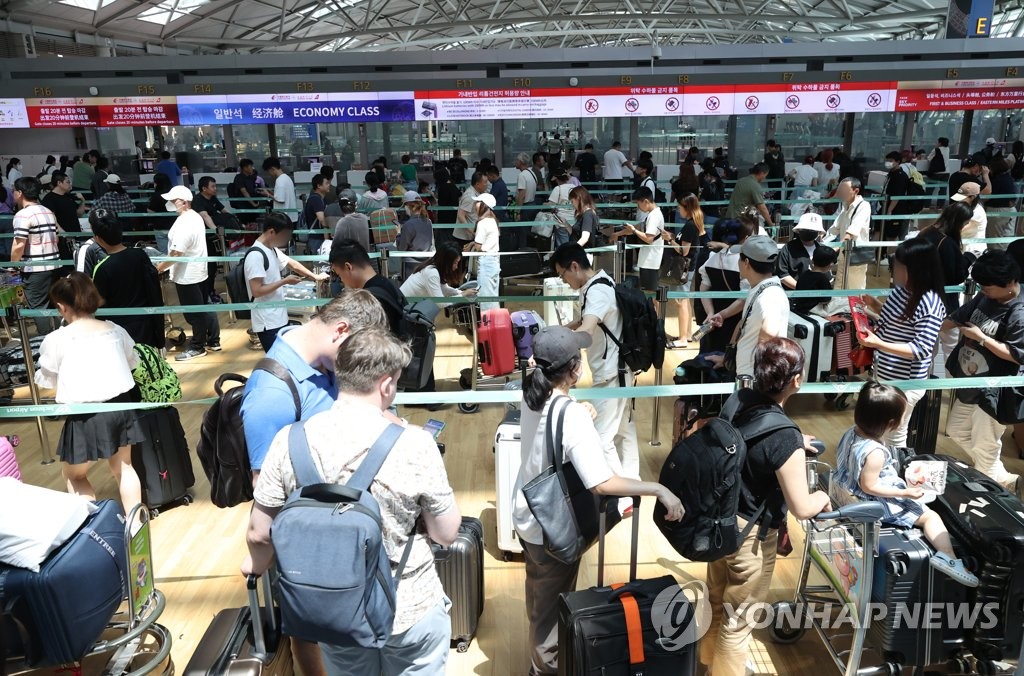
left=794, top=212, right=825, bottom=233
left=951, top=182, right=981, bottom=201
left=532, top=326, right=592, bottom=371
left=985, top=137, right=996, bottom=145
left=740, top=235, right=780, bottom=264
left=473, top=193, right=496, bottom=209
left=104, top=173, right=122, bottom=184
left=402, top=191, right=422, bottom=203
left=338, top=188, right=357, bottom=204
left=960, top=157, right=979, bottom=169
left=161, top=185, right=193, bottom=203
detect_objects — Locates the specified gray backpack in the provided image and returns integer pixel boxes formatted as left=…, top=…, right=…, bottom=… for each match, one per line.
left=271, top=421, right=414, bottom=648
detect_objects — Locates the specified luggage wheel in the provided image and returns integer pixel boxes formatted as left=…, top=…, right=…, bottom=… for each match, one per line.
left=458, top=402, right=479, bottom=414
left=455, top=639, right=471, bottom=653
left=766, top=601, right=805, bottom=644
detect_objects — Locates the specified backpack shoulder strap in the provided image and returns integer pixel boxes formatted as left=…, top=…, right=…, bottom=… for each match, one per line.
left=287, top=421, right=323, bottom=488
left=253, top=358, right=301, bottom=421
left=346, top=423, right=405, bottom=492
left=581, top=275, right=614, bottom=313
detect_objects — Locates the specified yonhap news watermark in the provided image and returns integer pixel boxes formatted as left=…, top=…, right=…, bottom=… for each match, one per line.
left=650, top=582, right=999, bottom=652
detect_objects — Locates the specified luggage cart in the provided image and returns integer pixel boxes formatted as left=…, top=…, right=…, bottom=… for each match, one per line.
left=3, top=504, right=174, bottom=675
left=769, top=460, right=890, bottom=675
left=446, top=301, right=531, bottom=414
left=141, top=245, right=188, bottom=349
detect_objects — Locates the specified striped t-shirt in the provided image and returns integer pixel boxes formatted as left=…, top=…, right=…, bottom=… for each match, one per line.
left=12, top=203, right=59, bottom=273
left=874, top=286, right=945, bottom=381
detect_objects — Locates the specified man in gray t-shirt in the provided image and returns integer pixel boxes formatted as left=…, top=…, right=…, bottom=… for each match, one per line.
left=328, top=191, right=371, bottom=252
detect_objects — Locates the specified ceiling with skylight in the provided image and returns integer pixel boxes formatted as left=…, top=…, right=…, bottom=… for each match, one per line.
left=3, top=0, right=1024, bottom=52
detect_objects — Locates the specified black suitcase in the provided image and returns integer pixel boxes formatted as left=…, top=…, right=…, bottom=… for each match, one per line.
left=182, top=574, right=293, bottom=675
left=500, top=247, right=544, bottom=279
left=132, top=406, right=195, bottom=516
left=557, top=497, right=697, bottom=676
left=906, top=384, right=942, bottom=453
left=869, top=527, right=968, bottom=668
left=433, top=516, right=485, bottom=652
left=917, top=453, right=1024, bottom=662
left=0, top=500, right=127, bottom=667
left=0, top=336, right=43, bottom=387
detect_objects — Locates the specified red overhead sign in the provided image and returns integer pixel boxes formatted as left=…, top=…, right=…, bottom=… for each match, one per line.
left=95, top=97, right=179, bottom=126
left=25, top=98, right=99, bottom=128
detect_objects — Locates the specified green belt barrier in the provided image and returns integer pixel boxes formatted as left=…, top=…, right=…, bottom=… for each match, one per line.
left=4, top=374, right=1023, bottom=418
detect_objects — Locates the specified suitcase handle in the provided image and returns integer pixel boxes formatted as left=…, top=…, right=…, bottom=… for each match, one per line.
left=245, top=574, right=277, bottom=662
left=597, top=495, right=641, bottom=588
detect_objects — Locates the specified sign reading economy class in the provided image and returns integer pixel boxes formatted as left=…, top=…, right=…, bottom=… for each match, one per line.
left=175, top=92, right=416, bottom=125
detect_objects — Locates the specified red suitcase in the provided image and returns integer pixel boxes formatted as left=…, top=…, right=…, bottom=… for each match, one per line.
left=479, top=309, right=517, bottom=377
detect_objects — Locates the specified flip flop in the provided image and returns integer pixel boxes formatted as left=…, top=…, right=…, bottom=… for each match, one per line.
left=667, top=339, right=689, bottom=350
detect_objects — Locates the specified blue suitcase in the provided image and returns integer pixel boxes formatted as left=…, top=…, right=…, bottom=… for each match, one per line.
left=0, top=500, right=127, bottom=666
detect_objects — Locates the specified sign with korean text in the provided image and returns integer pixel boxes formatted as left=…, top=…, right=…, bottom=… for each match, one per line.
left=95, top=96, right=179, bottom=126
left=25, top=97, right=99, bottom=128
left=895, top=79, right=1024, bottom=110
left=414, top=88, right=582, bottom=120
left=176, top=92, right=415, bottom=125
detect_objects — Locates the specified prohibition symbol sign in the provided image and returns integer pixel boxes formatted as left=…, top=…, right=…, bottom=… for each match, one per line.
left=866, top=93, right=882, bottom=108
left=705, top=96, right=720, bottom=111
left=745, top=96, right=759, bottom=111
left=785, top=94, right=800, bottom=110
left=826, top=94, right=841, bottom=109
left=625, top=97, right=640, bottom=112
left=665, top=97, right=679, bottom=112
left=585, top=98, right=599, bottom=113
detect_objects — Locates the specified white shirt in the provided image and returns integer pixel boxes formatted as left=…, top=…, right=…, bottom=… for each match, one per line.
left=603, top=149, right=628, bottom=180
left=474, top=216, right=499, bottom=253
left=962, top=202, right=987, bottom=256
left=35, top=320, right=138, bottom=404
left=513, top=396, right=615, bottom=545
left=516, top=169, right=537, bottom=204
left=245, top=240, right=288, bottom=332
left=548, top=183, right=575, bottom=223
left=828, top=195, right=871, bottom=245
left=579, top=271, right=623, bottom=384
left=400, top=266, right=462, bottom=308
left=637, top=176, right=657, bottom=221
left=735, top=277, right=789, bottom=378
left=454, top=185, right=480, bottom=242
left=272, top=173, right=297, bottom=220
left=815, top=162, right=840, bottom=188
left=166, top=209, right=208, bottom=285
left=791, top=164, right=818, bottom=186
left=637, top=207, right=665, bottom=271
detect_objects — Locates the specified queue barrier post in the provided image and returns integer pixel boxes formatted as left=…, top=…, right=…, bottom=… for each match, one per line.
left=379, top=247, right=391, bottom=280
left=842, top=239, right=853, bottom=290
left=614, top=239, right=626, bottom=284
left=649, top=284, right=669, bottom=447
left=13, top=306, right=54, bottom=465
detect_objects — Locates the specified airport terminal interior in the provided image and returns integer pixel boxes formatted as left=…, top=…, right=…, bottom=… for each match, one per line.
left=1, top=1, right=1024, bottom=674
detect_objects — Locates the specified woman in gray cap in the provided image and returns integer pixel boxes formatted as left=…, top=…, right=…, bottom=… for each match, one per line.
left=513, top=325, right=684, bottom=675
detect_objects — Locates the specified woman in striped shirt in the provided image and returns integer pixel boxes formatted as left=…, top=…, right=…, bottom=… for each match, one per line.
left=857, top=238, right=946, bottom=447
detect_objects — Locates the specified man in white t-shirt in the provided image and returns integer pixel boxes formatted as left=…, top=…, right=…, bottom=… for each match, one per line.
left=262, top=157, right=297, bottom=223
left=730, top=236, right=789, bottom=378
left=245, top=212, right=326, bottom=352
left=552, top=243, right=640, bottom=512
left=156, top=185, right=220, bottom=361
left=514, top=152, right=538, bottom=249
left=608, top=187, right=664, bottom=291
left=602, top=141, right=633, bottom=183
left=454, top=171, right=488, bottom=245
left=827, top=177, right=872, bottom=293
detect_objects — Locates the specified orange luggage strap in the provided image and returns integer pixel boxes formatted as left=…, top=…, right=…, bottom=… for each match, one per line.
left=610, top=583, right=646, bottom=672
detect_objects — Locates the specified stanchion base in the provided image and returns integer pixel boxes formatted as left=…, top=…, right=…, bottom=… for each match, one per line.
left=649, top=441, right=662, bottom=447
left=40, top=458, right=55, bottom=465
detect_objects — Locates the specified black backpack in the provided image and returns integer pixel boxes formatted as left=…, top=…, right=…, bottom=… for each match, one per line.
left=653, top=390, right=798, bottom=561
left=367, top=283, right=440, bottom=391
left=583, top=277, right=666, bottom=384
left=196, top=359, right=300, bottom=508
left=225, top=247, right=269, bottom=320
left=906, top=179, right=926, bottom=213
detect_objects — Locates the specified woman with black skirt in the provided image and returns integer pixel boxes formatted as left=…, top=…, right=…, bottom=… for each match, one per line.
left=35, top=272, right=144, bottom=510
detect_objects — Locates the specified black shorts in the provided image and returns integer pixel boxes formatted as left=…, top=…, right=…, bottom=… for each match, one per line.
left=639, top=267, right=660, bottom=292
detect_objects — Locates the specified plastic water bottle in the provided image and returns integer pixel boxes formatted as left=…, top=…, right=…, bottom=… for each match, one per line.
left=690, top=320, right=715, bottom=343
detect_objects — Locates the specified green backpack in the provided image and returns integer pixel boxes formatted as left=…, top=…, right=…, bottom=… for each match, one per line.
left=132, top=344, right=183, bottom=403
